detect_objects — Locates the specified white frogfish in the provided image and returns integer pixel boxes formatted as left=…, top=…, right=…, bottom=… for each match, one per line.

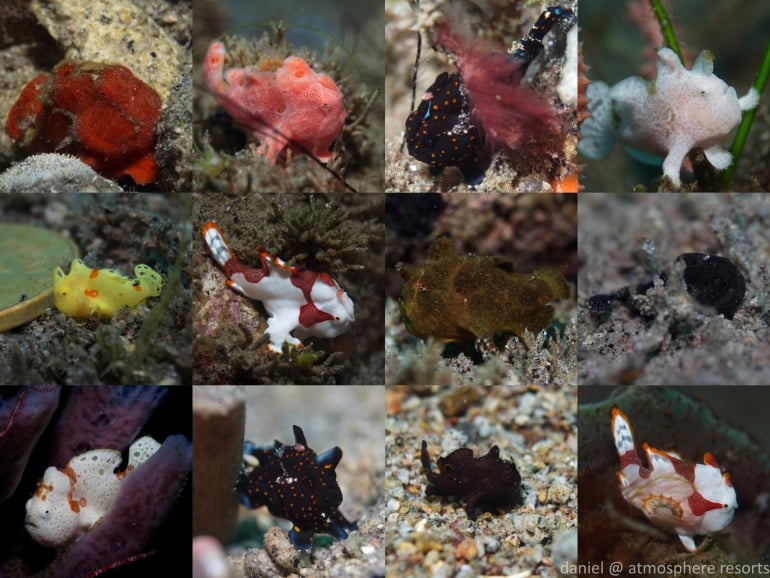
left=579, top=47, right=759, bottom=187
left=611, top=406, right=737, bottom=552
left=25, top=436, right=161, bottom=548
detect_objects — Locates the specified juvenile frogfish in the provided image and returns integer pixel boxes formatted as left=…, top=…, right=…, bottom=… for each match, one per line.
left=396, top=237, right=570, bottom=343
left=202, top=41, right=346, bottom=166
left=404, top=8, right=573, bottom=184
left=53, top=258, right=163, bottom=319
left=579, top=48, right=759, bottom=187
left=25, top=436, right=161, bottom=548
left=420, top=440, right=521, bottom=519
left=6, top=61, right=162, bottom=185
left=237, top=425, right=357, bottom=550
left=678, top=253, right=745, bottom=319
left=201, top=221, right=354, bottom=353
left=611, top=406, right=737, bottom=552
left=405, top=71, right=487, bottom=184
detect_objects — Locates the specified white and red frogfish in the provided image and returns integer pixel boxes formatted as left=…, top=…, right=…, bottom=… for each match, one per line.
left=611, top=406, right=737, bottom=552
left=202, top=221, right=354, bottom=353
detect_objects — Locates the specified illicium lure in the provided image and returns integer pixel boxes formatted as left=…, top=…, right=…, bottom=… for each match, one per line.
left=611, top=406, right=737, bottom=552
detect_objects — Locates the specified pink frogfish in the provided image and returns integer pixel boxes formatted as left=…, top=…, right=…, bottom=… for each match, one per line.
left=202, top=41, right=346, bottom=166
left=611, top=406, right=737, bottom=552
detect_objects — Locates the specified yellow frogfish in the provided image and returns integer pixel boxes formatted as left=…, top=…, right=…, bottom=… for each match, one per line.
left=53, top=258, right=163, bottom=319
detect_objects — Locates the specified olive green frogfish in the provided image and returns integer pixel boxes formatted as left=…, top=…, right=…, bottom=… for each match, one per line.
left=396, top=237, right=570, bottom=342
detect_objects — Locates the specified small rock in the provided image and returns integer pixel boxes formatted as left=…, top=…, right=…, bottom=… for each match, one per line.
left=523, top=514, right=539, bottom=534
left=547, top=478, right=573, bottom=505
left=243, top=548, right=277, bottom=578
left=439, top=386, right=481, bottom=417
left=263, top=526, right=302, bottom=573
left=0, top=153, right=123, bottom=193
left=551, top=528, right=578, bottom=572
left=395, top=540, right=417, bottom=557
left=455, top=537, right=478, bottom=560
left=193, top=536, right=231, bottom=578
left=484, top=537, right=500, bottom=553
left=429, top=560, right=453, bottom=578
left=30, top=0, right=182, bottom=101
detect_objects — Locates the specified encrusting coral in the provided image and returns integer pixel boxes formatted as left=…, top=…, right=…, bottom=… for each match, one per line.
left=579, top=47, right=759, bottom=187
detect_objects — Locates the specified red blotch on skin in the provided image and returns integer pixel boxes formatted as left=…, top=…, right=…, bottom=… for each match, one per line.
left=299, top=302, right=334, bottom=327
left=432, top=19, right=561, bottom=153
left=688, top=491, right=725, bottom=516
left=669, top=454, right=696, bottom=483
left=224, top=255, right=268, bottom=285
left=85, top=289, right=99, bottom=298
left=290, top=268, right=318, bottom=296
left=62, top=464, right=80, bottom=513
left=291, top=268, right=335, bottom=327
left=5, top=61, right=162, bottom=185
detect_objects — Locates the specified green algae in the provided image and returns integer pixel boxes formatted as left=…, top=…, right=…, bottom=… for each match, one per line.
left=258, top=194, right=380, bottom=274
left=0, top=224, right=78, bottom=331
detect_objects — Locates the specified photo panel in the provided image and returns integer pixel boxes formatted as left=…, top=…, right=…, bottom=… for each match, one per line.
left=579, top=386, right=770, bottom=575
left=385, top=0, right=578, bottom=192
left=193, top=385, right=385, bottom=576
left=0, top=386, right=190, bottom=576
left=386, top=384, right=577, bottom=577
left=0, top=0, right=193, bottom=192
left=0, top=193, right=191, bottom=385
left=193, top=0, right=384, bottom=193
left=386, top=193, right=577, bottom=385
left=193, top=192, right=385, bottom=385
left=578, top=192, right=769, bottom=385
left=578, top=0, right=768, bottom=191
